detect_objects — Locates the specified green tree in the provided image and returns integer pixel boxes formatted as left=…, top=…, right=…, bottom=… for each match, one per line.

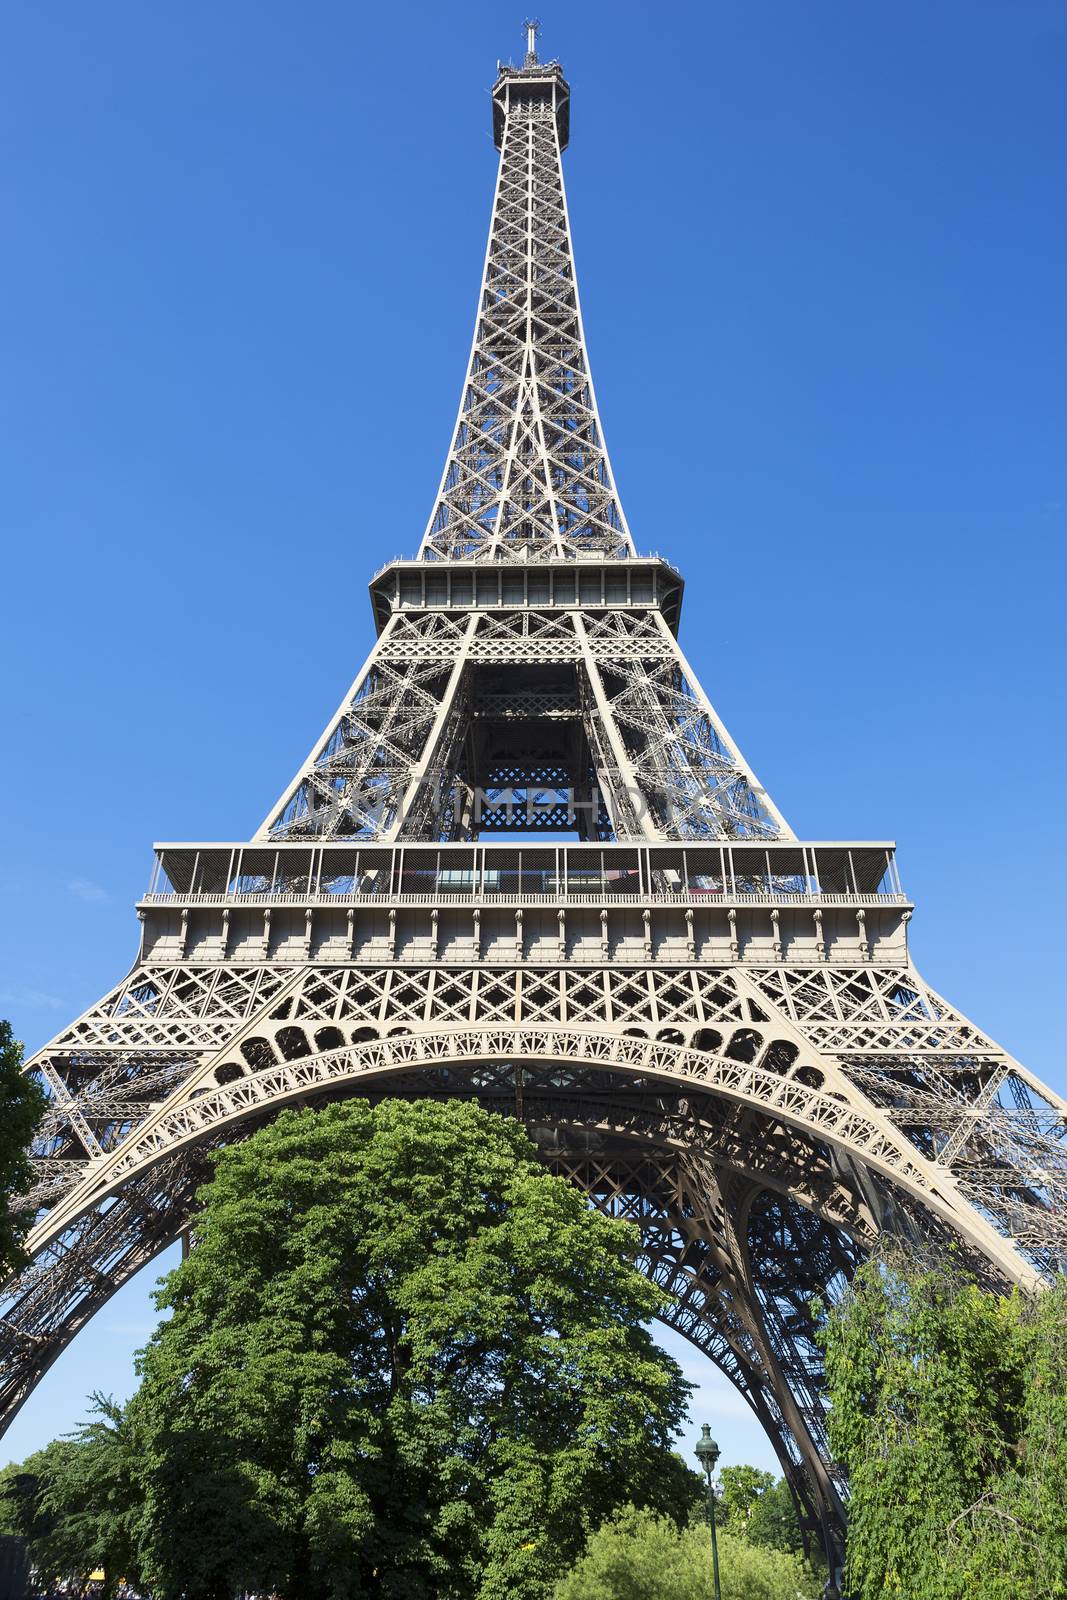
left=553, top=1505, right=819, bottom=1600
left=821, top=1249, right=1067, bottom=1599
left=0, top=1019, right=44, bottom=1277
left=130, top=1098, right=700, bottom=1600
left=717, top=1465, right=774, bottom=1533
left=0, top=1397, right=143, bottom=1597
left=0, top=1446, right=62, bottom=1547
left=716, top=1466, right=805, bottom=1558
left=745, top=1478, right=804, bottom=1556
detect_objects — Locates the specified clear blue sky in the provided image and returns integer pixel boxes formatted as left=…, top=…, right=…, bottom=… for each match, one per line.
left=2, top=1, right=1065, bottom=1475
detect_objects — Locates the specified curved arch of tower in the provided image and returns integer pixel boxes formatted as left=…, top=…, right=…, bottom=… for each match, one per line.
left=4, top=35, right=1065, bottom=1566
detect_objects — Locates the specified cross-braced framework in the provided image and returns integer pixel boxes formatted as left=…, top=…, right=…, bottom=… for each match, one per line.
left=4, top=33, right=1065, bottom=1569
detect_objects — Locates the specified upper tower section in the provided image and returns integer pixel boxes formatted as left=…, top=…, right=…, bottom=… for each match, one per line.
left=491, top=26, right=571, bottom=151
left=417, top=28, right=634, bottom=564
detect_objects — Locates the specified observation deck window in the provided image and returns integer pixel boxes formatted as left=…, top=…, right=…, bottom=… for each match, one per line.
left=230, top=849, right=278, bottom=895
left=320, top=850, right=360, bottom=895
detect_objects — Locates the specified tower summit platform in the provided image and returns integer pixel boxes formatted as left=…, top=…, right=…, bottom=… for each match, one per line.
left=492, top=25, right=570, bottom=152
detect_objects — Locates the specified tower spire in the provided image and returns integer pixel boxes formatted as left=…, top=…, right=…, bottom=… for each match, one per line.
left=524, top=17, right=540, bottom=66
left=257, top=42, right=792, bottom=846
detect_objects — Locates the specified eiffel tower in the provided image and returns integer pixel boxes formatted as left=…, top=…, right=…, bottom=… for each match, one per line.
left=4, top=26, right=1064, bottom=1563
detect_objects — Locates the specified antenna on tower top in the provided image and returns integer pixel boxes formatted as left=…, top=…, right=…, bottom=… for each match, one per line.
left=524, top=18, right=541, bottom=66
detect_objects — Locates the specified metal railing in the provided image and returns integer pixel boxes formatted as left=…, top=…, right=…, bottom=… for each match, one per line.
left=140, top=889, right=908, bottom=910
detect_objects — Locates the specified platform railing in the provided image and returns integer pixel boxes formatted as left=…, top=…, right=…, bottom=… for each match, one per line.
left=140, top=888, right=909, bottom=910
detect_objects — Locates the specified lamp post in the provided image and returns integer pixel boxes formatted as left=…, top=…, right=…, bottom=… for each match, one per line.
left=694, top=1424, right=722, bottom=1600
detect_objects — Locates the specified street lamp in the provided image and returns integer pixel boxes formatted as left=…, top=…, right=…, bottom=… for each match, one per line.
left=694, top=1424, right=722, bottom=1600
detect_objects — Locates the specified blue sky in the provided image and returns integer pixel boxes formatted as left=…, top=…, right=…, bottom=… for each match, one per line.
left=1, top=0, right=1065, bottom=1474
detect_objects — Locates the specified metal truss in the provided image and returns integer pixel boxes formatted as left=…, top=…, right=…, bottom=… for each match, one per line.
left=418, top=57, right=627, bottom=564
left=258, top=606, right=786, bottom=842
left=4, top=31, right=1065, bottom=1566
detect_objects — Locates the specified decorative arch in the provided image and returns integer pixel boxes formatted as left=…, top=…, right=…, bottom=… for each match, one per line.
left=29, top=1025, right=1025, bottom=1283
left=2, top=1023, right=1050, bottom=1557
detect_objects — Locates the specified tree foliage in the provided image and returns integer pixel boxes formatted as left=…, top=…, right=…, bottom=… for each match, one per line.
left=553, top=1505, right=820, bottom=1600
left=0, top=1018, right=44, bottom=1277
left=129, top=1098, right=701, bottom=1600
left=821, top=1250, right=1067, bottom=1599
left=717, top=1466, right=805, bottom=1556
left=745, top=1478, right=805, bottom=1555
left=0, top=1397, right=142, bottom=1598
left=717, top=1465, right=775, bottom=1532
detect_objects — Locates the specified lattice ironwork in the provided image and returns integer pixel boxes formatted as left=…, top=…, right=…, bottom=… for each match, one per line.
left=3, top=30, right=1064, bottom=1574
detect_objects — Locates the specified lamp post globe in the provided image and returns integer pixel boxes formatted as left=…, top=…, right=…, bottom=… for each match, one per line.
left=694, top=1423, right=720, bottom=1477
left=694, top=1426, right=723, bottom=1600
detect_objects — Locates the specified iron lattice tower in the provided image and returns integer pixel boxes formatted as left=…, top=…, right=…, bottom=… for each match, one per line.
left=4, top=35, right=1065, bottom=1562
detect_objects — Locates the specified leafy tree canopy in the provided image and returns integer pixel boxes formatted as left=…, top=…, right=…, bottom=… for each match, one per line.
left=717, top=1465, right=805, bottom=1557
left=717, top=1465, right=775, bottom=1532
left=0, top=1448, right=58, bottom=1544
left=745, top=1478, right=805, bottom=1555
left=821, top=1250, right=1067, bottom=1600
left=553, top=1505, right=820, bottom=1600
left=130, top=1098, right=701, bottom=1600
left=0, top=1019, right=44, bottom=1277
left=0, top=1397, right=142, bottom=1598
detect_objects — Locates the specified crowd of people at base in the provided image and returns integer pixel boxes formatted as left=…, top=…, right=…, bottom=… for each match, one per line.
left=29, top=1590, right=292, bottom=1600
left=30, top=1585, right=148, bottom=1599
